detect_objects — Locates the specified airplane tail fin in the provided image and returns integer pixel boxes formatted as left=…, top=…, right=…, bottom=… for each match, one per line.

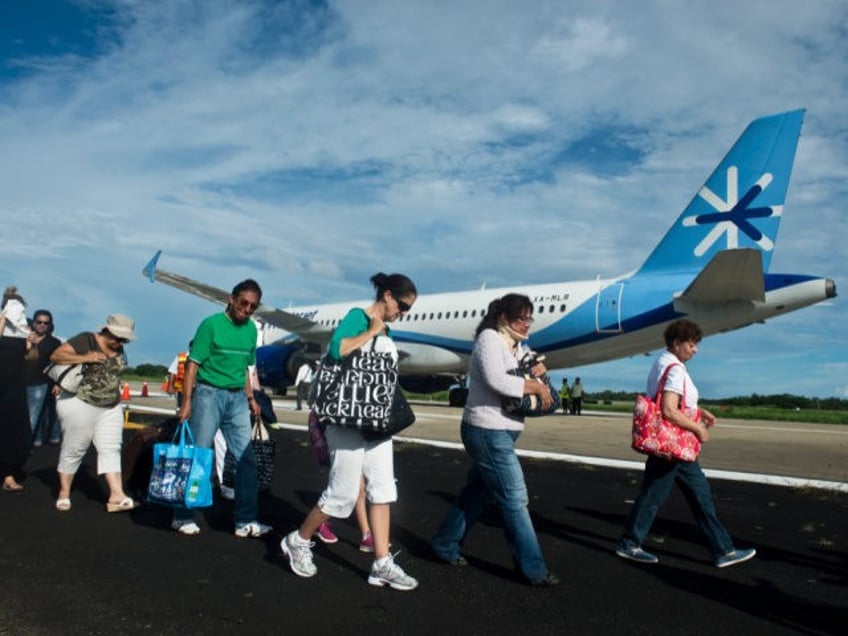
left=636, top=109, right=804, bottom=276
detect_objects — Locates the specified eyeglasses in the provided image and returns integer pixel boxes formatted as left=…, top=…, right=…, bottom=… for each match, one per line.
left=393, top=295, right=413, bottom=313
left=236, top=298, right=260, bottom=311
left=513, top=316, right=534, bottom=325
left=34, top=320, right=51, bottom=325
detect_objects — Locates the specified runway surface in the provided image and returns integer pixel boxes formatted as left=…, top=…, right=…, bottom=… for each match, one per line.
left=1, top=397, right=845, bottom=635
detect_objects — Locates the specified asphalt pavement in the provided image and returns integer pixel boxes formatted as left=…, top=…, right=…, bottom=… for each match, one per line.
left=1, top=421, right=845, bottom=635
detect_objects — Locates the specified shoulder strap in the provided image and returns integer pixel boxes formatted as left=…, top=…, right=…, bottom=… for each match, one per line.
left=653, top=363, right=681, bottom=403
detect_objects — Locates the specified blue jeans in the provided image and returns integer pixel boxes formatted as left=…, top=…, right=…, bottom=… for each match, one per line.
left=618, top=456, right=734, bottom=559
left=431, top=422, right=549, bottom=583
left=173, top=384, right=258, bottom=525
left=26, top=384, right=49, bottom=441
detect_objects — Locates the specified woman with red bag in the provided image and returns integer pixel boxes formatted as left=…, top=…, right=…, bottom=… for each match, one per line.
left=615, top=319, right=756, bottom=568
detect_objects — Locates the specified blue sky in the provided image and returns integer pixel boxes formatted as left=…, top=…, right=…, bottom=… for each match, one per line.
left=1, top=0, right=845, bottom=399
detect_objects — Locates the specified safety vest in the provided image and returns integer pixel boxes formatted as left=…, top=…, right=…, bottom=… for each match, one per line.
left=173, top=352, right=189, bottom=392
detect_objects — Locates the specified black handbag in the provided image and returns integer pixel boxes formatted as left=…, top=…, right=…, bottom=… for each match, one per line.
left=222, top=417, right=276, bottom=492
left=502, top=352, right=561, bottom=417
left=361, top=386, right=416, bottom=441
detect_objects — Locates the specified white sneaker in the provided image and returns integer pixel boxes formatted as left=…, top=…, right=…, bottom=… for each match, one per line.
left=368, top=553, right=419, bottom=591
left=281, top=530, right=317, bottom=578
left=171, top=520, right=201, bottom=536
left=234, top=521, right=273, bottom=538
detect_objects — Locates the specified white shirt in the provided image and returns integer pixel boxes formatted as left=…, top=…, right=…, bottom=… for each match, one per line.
left=646, top=349, right=700, bottom=413
left=1, top=299, right=30, bottom=338
left=295, top=363, right=314, bottom=386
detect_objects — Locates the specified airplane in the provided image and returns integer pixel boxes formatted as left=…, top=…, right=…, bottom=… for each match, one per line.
left=143, top=108, right=836, bottom=405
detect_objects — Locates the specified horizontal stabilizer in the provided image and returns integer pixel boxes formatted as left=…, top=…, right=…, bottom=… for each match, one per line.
left=677, top=248, right=765, bottom=305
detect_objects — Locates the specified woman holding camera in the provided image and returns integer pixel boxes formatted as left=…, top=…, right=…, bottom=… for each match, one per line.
left=430, top=293, right=558, bottom=586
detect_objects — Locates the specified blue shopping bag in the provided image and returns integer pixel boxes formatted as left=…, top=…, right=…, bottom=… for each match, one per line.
left=146, top=420, right=214, bottom=508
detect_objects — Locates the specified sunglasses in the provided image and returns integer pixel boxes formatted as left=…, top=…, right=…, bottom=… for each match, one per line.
left=34, top=320, right=51, bottom=325
left=236, top=298, right=260, bottom=311
left=394, top=296, right=412, bottom=313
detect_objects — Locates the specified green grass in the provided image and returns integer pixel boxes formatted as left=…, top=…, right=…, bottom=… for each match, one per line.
left=587, top=401, right=848, bottom=425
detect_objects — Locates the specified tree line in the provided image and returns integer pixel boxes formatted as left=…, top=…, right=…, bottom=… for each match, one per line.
left=589, top=389, right=848, bottom=411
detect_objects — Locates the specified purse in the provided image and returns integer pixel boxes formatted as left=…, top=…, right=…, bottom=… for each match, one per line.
left=631, top=363, right=702, bottom=462
left=44, top=362, right=84, bottom=394
left=147, top=420, right=215, bottom=508
left=222, top=416, right=276, bottom=492
left=311, top=337, right=402, bottom=437
left=361, top=386, right=416, bottom=441
left=503, top=352, right=561, bottom=417
left=308, top=409, right=330, bottom=466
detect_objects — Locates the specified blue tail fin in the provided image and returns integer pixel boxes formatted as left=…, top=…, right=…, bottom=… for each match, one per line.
left=636, top=109, right=804, bottom=275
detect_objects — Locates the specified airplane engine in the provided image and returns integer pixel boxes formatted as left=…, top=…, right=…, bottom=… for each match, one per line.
left=255, top=342, right=303, bottom=394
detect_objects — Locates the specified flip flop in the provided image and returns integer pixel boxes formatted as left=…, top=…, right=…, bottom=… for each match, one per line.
left=106, top=497, right=137, bottom=513
left=56, top=498, right=71, bottom=511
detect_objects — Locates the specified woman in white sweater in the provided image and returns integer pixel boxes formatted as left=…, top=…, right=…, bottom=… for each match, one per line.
left=430, top=293, right=558, bottom=586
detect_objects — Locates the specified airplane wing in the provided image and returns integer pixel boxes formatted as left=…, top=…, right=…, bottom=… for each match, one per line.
left=676, top=248, right=765, bottom=305
left=142, top=251, right=321, bottom=336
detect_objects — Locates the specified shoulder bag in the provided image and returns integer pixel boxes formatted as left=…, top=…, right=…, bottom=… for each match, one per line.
left=631, top=363, right=702, bottom=462
left=44, top=362, right=84, bottom=394
left=312, top=337, right=414, bottom=438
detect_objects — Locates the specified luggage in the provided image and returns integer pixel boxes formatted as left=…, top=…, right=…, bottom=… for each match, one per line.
left=122, top=416, right=180, bottom=497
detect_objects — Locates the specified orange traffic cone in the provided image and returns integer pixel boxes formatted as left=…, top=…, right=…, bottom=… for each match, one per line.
left=141, top=381, right=149, bottom=398
left=160, top=377, right=169, bottom=392
left=121, top=383, right=131, bottom=401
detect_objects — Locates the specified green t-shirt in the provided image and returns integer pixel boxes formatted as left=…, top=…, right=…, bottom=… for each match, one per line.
left=328, top=308, right=391, bottom=361
left=189, top=313, right=257, bottom=389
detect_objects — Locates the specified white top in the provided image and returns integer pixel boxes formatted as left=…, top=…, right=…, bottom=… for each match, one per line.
left=646, top=349, right=700, bottom=414
left=463, top=329, right=527, bottom=431
left=1, top=298, right=30, bottom=338
left=295, top=362, right=314, bottom=386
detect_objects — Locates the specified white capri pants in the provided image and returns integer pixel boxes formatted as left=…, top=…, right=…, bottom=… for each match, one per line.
left=56, top=395, right=123, bottom=475
left=317, top=425, right=397, bottom=518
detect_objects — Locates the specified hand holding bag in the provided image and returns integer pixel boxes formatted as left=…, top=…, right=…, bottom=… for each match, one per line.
left=503, top=352, right=561, bottom=417
left=147, top=420, right=214, bottom=508
left=223, top=416, right=276, bottom=492
left=631, top=364, right=702, bottom=462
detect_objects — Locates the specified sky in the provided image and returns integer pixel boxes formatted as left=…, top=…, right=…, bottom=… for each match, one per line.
left=1, top=0, right=845, bottom=399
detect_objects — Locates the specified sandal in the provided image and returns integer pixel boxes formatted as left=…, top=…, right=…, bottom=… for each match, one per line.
left=106, top=497, right=137, bottom=513
left=56, top=498, right=71, bottom=511
left=3, top=477, right=23, bottom=492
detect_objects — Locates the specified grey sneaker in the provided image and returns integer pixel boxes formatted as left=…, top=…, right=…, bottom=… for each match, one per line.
left=368, top=553, right=419, bottom=591
left=281, top=531, right=317, bottom=578
left=234, top=521, right=272, bottom=538
left=615, top=545, right=659, bottom=564
left=715, top=548, right=756, bottom=568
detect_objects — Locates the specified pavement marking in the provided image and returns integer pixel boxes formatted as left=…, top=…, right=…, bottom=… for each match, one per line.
left=271, top=422, right=848, bottom=494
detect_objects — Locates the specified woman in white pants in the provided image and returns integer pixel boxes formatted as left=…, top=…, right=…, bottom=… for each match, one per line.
left=52, top=314, right=138, bottom=513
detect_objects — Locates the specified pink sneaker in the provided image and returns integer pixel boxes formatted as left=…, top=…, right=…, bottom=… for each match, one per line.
left=359, top=532, right=374, bottom=553
left=315, top=522, right=338, bottom=544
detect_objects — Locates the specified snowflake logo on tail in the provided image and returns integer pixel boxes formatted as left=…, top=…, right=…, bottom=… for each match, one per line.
left=682, top=166, right=781, bottom=257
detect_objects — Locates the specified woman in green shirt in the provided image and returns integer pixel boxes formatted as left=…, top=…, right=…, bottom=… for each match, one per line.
left=282, top=272, right=419, bottom=591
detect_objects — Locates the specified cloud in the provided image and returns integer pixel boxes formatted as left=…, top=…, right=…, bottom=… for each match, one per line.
left=0, top=0, right=845, bottom=395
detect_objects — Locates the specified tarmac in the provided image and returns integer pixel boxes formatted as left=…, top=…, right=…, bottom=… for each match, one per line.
left=1, top=397, right=845, bottom=635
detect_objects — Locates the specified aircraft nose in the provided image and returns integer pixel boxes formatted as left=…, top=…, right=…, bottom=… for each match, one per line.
left=826, top=278, right=837, bottom=299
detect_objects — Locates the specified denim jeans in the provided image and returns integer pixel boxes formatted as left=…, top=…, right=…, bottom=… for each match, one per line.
left=173, top=383, right=258, bottom=525
left=26, top=384, right=49, bottom=440
left=618, top=455, right=734, bottom=559
left=431, top=422, right=549, bottom=583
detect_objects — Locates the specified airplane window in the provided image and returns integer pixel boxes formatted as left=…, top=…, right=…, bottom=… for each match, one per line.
left=454, top=311, right=459, bottom=318
left=538, top=306, right=545, bottom=314
left=560, top=304, right=566, bottom=312
left=462, top=310, right=468, bottom=318
left=429, top=313, right=434, bottom=320
left=549, top=304, right=555, bottom=313
left=437, top=312, right=442, bottom=319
